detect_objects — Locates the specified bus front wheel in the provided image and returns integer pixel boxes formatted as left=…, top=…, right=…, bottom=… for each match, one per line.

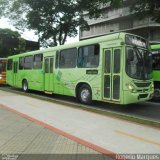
left=154, top=89, right=160, bottom=99
left=78, top=84, right=92, bottom=104
left=22, top=80, right=28, bottom=92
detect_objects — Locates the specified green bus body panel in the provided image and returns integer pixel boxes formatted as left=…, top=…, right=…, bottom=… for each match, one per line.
left=153, top=71, right=160, bottom=82
left=53, top=68, right=102, bottom=98
left=6, top=32, right=154, bottom=104
left=44, top=57, right=54, bottom=92
left=151, top=44, right=160, bottom=50
left=151, top=44, right=160, bottom=82
left=7, top=69, right=44, bottom=91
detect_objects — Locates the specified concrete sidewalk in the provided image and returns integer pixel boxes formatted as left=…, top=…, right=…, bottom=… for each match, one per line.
left=0, top=90, right=160, bottom=155
left=0, top=106, right=112, bottom=160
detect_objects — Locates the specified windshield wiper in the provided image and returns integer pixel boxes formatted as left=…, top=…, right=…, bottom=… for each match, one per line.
left=133, top=46, right=146, bottom=79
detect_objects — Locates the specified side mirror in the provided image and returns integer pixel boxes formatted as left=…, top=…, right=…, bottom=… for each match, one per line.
left=127, top=49, right=134, bottom=61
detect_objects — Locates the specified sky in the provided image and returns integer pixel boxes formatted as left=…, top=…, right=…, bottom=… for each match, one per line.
left=0, top=17, right=79, bottom=45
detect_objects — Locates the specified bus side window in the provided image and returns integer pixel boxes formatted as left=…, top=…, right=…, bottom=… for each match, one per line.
left=55, top=51, right=59, bottom=68
left=59, top=48, right=77, bottom=68
left=24, top=56, right=33, bottom=70
left=77, top=48, right=84, bottom=67
left=34, top=54, right=43, bottom=69
left=19, top=57, right=24, bottom=70
left=7, top=59, right=13, bottom=70
left=77, top=44, right=100, bottom=68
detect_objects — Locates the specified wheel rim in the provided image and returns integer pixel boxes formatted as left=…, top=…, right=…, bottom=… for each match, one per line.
left=23, top=82, right=27, bottom=91
left=154, top=89, right=160, bottom=98
left=81, top=89, right=90, bottom=102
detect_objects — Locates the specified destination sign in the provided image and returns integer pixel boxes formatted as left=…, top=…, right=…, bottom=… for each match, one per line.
left=125, top=34, right=147, bottom=48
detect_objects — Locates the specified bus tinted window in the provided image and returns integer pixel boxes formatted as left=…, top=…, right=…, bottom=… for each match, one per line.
left=0, top=61, right=6, bottom=72
left=59, top=48, right=77, bottom=68
left=55, top=51, right=59, bottom=68
left=50, top=58, right=54, bottom=73
left=105, top=50, right=111, bottom=73
left=152, top=51, right=160, bottom=70
left=45, top=59, right=49, bottom=73
left=7, top=59, right=13, bottom=70
left=19, top=57, right=24, bottom=70
left=24, top=56, right=33, bottom=70
left=34, top=54, right=43, bottom=69
left=77, top=44, right=99, bottom=68
left=114, top=49, right=120, bottom=73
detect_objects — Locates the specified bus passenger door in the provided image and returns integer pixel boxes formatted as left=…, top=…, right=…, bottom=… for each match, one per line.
left=103, top=48, right=121, bottom=101
left=13, top=61, right=18, bottom=86
left=44, top=56, right=54, bottom=92
left=104, top=49, right=112, bottom=100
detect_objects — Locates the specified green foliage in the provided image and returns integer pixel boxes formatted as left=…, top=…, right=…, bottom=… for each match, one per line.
left=131, top=0, right=160, bottom=23
left=3, top=0, right=158, bottom=47
left=0, top=28, right=20, bottom=38
left=18, top=38, right=26, bottom=53
left=81, top=0, right=160, bottom=23
left=77, top=0, right=123, bottom=19
left=0, top=0, right=124, bottom=47
left=0, top=0, right=90, bottom=47
left=0, top=28, right=26, bottom=57
left=79, top=0, right=160, bottom=23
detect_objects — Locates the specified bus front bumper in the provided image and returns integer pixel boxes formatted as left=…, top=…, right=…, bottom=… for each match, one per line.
left=123, top=90, right=154, bottom=104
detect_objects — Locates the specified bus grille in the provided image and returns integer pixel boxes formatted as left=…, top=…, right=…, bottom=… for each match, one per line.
left=138, top=94, right=148, bottom=99
left=134, top=82, right=151, bottom=88
left=137, top=89, right=149, bottom=92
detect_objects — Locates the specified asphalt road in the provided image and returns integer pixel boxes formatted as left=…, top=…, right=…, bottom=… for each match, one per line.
left=0, top=85, right=160, bottom=122
left=93, top=100, right=160, bottom=122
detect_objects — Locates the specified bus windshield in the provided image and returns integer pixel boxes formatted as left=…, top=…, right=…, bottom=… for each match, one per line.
left=126, top=47, right=152, bottom=80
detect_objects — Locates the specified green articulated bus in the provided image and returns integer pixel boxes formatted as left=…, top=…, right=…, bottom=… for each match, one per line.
left=6, top=32, right=154, bottom=105
left=151, top=44, right=160, bottom=98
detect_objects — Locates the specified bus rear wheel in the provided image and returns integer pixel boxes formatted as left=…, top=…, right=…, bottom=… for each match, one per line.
left=78, top=84, right=92, bottom=104
left=22, top=80, right=28, bottom=92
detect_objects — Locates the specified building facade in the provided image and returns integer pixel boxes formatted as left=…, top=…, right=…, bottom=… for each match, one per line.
left=80, top=2, right=160, bottom=44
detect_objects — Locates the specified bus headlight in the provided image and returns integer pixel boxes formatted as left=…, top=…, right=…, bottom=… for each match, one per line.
left=150, top=83, right=154, bottom=91
left=0, top=76, right=2, bottom=80
left=128, top=84, right=136, bottom=92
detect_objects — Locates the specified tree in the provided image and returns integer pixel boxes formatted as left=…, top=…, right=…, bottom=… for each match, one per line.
left=2, top=0, right=159, bottom=46
left=77, top=0, right=123, bottom=19
left=0, top=28, right=27, bottom=57
left=79, top=0, right=160, bottom=23
left=0, top=28, right=20, bottom=57
left=0, top=0, right=123, bottom=47
left=3, top=0, right=158, bottom=48
left=0, top=0, right=89, bottom=47
left=130, top=0, right=160, bottom=23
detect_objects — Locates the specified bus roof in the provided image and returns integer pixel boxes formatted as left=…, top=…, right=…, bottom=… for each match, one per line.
left=7, top=32, right=145, bottom=59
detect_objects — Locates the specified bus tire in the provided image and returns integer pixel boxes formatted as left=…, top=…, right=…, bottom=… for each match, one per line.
left=154, top=89, right=160, bottom=99
left=22, top=80, right=28, bottom=92
left=78, top=84, right=92, bottom=104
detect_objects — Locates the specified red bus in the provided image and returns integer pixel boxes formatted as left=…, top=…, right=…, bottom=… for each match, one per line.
left=0, top=58, right=7, bottom=84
